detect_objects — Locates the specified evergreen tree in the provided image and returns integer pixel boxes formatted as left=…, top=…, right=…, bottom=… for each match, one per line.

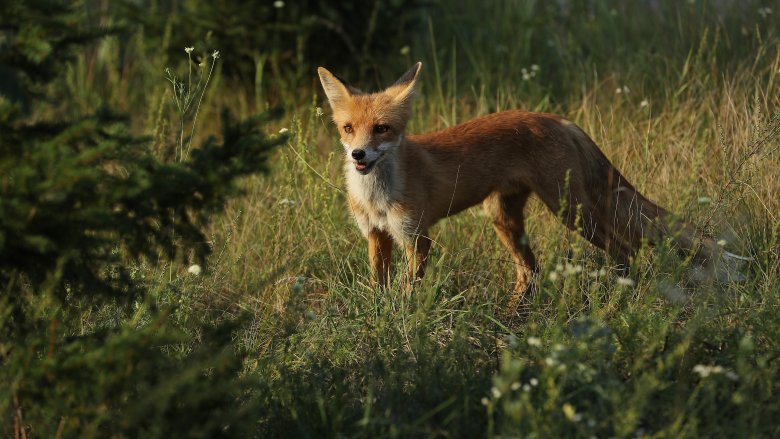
left=0, top=1, right=285, bottom=436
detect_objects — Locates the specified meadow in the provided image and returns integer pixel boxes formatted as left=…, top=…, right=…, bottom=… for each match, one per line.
left=3, top=0, right=780, bottom=437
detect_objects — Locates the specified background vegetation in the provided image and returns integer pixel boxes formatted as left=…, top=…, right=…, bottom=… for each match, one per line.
left=2, top=0, right=779, bottom=437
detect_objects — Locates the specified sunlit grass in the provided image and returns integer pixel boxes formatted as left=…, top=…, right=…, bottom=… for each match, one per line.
left=49, top=0, right=780, bottom=436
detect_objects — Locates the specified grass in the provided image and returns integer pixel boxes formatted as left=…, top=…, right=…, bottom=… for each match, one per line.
left=43, top=0, right=780, bottom=436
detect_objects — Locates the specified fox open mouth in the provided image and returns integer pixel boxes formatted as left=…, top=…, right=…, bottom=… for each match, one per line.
left=353, top=153, right=384, bottom=175
left=354, top=160, right=375, bottom=174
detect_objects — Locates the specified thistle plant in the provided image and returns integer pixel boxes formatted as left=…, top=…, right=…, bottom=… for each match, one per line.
left=164, top=47, right=221, bottom=161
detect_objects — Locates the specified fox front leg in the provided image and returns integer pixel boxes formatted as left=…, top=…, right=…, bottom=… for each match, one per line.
left=368, top=229, right=393, bottom=288
left=404, top=234, right=432, bottom=292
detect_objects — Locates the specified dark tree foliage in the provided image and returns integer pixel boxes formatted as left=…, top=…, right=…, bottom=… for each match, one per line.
left=119, top=0, right=427, bottom=88
left=0, top=1, right=285, bottom=436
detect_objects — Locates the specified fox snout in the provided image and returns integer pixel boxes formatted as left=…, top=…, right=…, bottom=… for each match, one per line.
left=351, top=149, right=366, bottom=160
left=345, top=144, right=384, bottom=174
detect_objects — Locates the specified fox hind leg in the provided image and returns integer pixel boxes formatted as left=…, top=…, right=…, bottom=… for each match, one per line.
left=484, top=190, right=538, bottom=304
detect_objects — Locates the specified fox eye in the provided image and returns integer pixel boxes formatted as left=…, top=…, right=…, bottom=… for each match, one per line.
left=343, top=124, right=353, bottom=134
left=374, top=124, right=390, bottom=134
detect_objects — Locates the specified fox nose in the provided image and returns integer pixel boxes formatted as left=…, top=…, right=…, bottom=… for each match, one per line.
left=351, top=149, right=366, bottom=160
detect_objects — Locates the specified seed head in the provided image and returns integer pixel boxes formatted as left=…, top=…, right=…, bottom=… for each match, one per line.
left=188, top=264, right=202, bottom=276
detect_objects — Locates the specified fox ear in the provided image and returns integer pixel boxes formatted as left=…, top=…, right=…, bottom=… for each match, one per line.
left=386, top=62, right=422, bottom=105
left=317, top=67, right=360, bottom=110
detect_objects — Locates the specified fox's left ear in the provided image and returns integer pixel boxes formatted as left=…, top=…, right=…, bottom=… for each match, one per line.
left=386, top=62, right=422, bottom=105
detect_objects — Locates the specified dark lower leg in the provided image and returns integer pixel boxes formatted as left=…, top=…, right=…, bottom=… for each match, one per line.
left=486, top=192, right=538, bottom=298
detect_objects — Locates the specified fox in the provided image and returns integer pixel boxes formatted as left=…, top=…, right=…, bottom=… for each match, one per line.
left=317, top=62, right=747, bottom=297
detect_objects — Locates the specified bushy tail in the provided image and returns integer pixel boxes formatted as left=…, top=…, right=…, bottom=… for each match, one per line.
left=605, top=172, right=749, bottom=282
left=542, top=122, right=749, bottom=282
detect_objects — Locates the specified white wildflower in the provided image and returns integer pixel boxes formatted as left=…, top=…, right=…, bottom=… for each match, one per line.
left=527, top=336, right=542, bottom=347
left=717, top=239, right=727, bottom=247
left=481, top=397, right=490, bottom=406
left=273, top=0, right=285, bottom=8
left=693, top=364, right=729, bottom=378
left=522, top=384, right=531, bottom=392
left=693, top=364, right=711, bottom=377
left=510, top=382, right=521, bottom=391
left=564, top=263, right=583, bottom=276
left=279, top=127, right=290, bottom=134
left=697, top=196, right=712, bottom=204
left=549, top=271, right=559, bottom=282
left=529, top=377, right=539, bottom=386
left=531, top=64, right=540, bottom=72
left=491, top=387, right=502, bottom=399
left=400, top=46, right=410, bottom=55
left=640, top=98, right=649, bottom=108
left=315, top=107, right=324, bottom=117
left=185, top=46, right=194, bottom=54
left=616, top=277, right=635, bottom=287
left=212, top=50, right=220, bottom=59
left=187, top=264, right=202, bottom=276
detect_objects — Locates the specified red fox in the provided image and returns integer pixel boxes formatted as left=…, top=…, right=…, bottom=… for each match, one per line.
left=317, top=62, right=746, bottom=296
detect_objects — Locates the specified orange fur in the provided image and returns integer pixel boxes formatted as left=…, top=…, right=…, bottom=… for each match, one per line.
left=318, top=63, right=735, bottom=297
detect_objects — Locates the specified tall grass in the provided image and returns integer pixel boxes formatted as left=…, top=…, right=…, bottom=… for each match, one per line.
left=51, top=0, right=780, bottom=436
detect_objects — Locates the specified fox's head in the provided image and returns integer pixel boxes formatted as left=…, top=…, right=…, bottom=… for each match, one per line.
left=317, top=62, right=422, bottom=175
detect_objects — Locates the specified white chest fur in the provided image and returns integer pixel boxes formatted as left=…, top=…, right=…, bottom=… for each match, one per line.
left=346, top=157, right=412, bottom=244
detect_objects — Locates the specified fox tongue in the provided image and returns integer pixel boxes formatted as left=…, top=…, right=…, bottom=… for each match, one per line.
left=355, top=162, right=367, bottom=170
